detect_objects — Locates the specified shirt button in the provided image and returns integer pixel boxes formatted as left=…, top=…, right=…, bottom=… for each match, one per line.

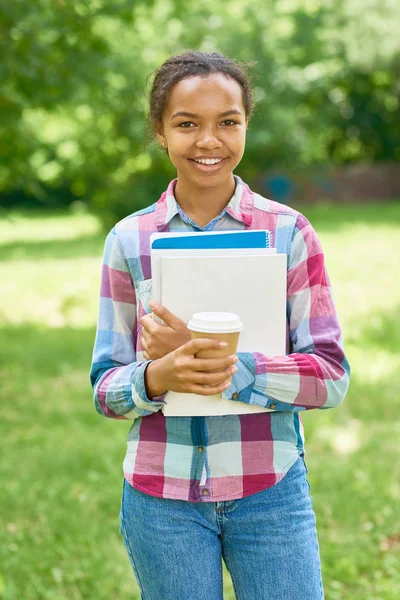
left=198, top=446, right=204, bottom=452
left=201, top=489, right=209, bottom=496
left=232, top=392, right=239, bottom=400
left=269, top=402, right=277, bottom=409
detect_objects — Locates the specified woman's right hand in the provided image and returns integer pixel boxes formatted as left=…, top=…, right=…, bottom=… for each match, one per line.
left=145, top=338, right=239, bottom=398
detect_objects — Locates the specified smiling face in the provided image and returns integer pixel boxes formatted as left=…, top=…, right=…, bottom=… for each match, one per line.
left=155, top=73, right=248, bottom=192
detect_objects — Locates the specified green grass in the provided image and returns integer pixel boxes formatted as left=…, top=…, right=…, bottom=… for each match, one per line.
left=1, top=202, right=400, bottom=599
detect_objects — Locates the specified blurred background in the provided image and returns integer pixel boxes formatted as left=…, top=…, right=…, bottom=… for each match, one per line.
left=1, top=1, right=399, bottom=599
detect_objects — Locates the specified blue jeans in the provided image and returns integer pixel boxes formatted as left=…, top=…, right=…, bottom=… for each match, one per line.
left=119, top=456, right=324, bottom=599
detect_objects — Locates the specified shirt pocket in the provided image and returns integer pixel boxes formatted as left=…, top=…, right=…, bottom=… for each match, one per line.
left=136, top=278, right=153, bottom=317
left=136, top=279, right=153, bottom=353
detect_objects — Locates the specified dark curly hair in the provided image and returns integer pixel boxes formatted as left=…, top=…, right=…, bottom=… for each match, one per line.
left=146, top=50, right=256, bottom=153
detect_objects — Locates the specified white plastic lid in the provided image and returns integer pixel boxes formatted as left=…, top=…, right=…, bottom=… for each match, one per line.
left=187, top=311, right=243, bottom=334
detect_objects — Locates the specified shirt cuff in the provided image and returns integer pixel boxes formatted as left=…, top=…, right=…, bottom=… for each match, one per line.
left=221, top=352, right=255, bottom=404
left=221, top=353, right=305, bottom=411
left=131, top=361, right=167, bottom=414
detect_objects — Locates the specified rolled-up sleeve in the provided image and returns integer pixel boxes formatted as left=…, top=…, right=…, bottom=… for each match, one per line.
left=89, top=228, right=166, bottom=420
left=222, top=213, right=350, bottom=411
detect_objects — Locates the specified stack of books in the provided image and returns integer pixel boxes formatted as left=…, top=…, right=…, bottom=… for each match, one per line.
left=150, top=230, right=287, bottom=417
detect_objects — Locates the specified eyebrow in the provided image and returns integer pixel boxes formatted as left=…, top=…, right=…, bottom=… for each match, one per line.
left=170, top=110, right=243, bottom=121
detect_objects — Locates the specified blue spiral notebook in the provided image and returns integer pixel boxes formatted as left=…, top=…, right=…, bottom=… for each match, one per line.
left=151, top=229, right=271, bottom=250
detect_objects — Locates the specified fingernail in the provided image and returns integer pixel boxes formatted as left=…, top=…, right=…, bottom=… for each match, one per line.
left=150, top=301, right=160, bottom=309
left=219, top=342, right=228, bottom=347
left=231, top=366, right=238, bottom=374
left=230, top=356, right=239, bottom=364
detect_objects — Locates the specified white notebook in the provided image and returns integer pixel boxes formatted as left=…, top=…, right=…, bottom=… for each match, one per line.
left=150, top=230, right=276, bottom=325
left=159, top=254, right=287, bottom=417
left=151, top=247, right=276, bottom=324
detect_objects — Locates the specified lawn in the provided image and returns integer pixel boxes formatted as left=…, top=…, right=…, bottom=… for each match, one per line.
left=1, top=202, right=400, bottom=599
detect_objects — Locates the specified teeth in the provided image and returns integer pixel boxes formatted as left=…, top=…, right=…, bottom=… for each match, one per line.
left=193, top=158, right=222, bottom=165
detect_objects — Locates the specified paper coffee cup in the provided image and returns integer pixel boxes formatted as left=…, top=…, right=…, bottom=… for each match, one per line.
left=187, top=312, right=243, bottom=382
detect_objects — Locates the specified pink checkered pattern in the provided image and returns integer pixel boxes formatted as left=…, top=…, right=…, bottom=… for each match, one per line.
left=90, top=175, right=350, bottom=502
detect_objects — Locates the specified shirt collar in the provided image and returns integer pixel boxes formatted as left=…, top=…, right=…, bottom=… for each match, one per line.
left=155, top=175, right=254, bottom=231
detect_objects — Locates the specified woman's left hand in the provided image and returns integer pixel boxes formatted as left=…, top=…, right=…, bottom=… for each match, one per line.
left=140, top=302, right=192, bottom=360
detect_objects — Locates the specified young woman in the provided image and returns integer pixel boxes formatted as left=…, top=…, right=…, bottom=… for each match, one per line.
left=90, top=50, right=350, bottom=600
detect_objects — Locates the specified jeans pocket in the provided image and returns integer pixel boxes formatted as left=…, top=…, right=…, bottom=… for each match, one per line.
left=299, top=456, right=313, bottom=497
left=300, top=454, right=309, bottom=474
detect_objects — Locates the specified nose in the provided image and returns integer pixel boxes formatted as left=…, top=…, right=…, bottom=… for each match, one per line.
left=195, top=127, right=222, bottom=150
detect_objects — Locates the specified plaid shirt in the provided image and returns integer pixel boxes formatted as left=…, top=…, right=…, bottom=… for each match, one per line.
left=90, top=175, right=350, bottom=502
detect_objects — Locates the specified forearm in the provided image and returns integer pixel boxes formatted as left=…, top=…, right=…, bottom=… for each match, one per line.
left=252, top=347, right=350, bottom=410
left=90, top=228, right=166, bottom=421
left=223, top=211, right=350, bottom=412
left=144, top=359, right=168, bottom=399
left=91, top=360, right=166, bottom=420
left=222, top=348, right=350, bottom=411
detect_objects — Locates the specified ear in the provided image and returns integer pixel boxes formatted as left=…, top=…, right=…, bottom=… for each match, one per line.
left=155, top=122, right=165, bottom=146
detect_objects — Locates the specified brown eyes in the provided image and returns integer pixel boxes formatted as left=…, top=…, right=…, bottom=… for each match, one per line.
left=178, top=120, right=238, bottom=128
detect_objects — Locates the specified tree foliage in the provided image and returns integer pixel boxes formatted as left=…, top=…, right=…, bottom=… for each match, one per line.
left=1, top=0, right=399, bottom=226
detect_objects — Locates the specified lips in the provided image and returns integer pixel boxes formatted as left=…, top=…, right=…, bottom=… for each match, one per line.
left=189, top=158, right=227, bottom=172
left=191, top=157, right=225, bottom=162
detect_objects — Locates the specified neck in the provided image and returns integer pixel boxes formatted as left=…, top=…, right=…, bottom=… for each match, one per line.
left=174, top=175, right=236, bottom=228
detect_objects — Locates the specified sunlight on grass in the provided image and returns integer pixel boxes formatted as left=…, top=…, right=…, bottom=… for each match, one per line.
left=0, top=211, right=105, bottom=327
left=0, top=209, right=101, bottom=244
left=315, top=419, right=362, bottom=455
left=350, top=347, right=399, bottom=382
left=318, top=226, right=400, bottom=336
left=0, top=258, right=101, bottom=327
